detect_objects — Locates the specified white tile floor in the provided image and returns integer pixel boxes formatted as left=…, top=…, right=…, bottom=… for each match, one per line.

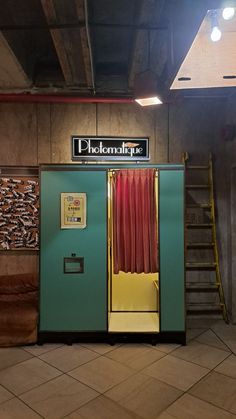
left=0, top=319, right=235, bottom=418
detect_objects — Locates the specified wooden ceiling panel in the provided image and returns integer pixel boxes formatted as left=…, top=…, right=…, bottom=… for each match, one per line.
left=0, top=32, right=30, bottom=89
left=41, top=0, right=92, bottom=88
left=128, top=0, right=166, bottom=88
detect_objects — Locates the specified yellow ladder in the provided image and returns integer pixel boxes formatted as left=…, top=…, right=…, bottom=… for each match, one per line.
left=183, top=152, right=228, bottom=323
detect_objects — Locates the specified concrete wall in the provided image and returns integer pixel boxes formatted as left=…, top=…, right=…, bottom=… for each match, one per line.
left=214, top=95, right=236, bottom=323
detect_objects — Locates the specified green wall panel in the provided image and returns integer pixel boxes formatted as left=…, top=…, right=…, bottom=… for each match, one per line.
left=40, top=170, right=107, bottom=331
left=159, top=170, right=185, bottom=331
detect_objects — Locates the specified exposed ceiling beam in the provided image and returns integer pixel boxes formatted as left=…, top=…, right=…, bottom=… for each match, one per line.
left=128, top=0, right=166, bottom=89
left=0, top=22, right=167, bottom=31
left=40, top=0, right=74, bottom=85
left=0, top=31, right=30, bottom=89
left=74, top=0, right=93, bottom=89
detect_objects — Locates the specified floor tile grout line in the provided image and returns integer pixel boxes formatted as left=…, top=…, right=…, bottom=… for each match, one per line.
left=23, top=343, right=65, bottom=357
left=150, top=346, right=181, bottom=355
left=1, top=351, right=151, bottom=401
left=189, top=327, right=232, bottom=350
left=194, top=337, right=232, bottom=353
left=19, top=389, right=100, bottom=419
left=64, top=364, right=227, bottom=419
left=63, top=350, right=215, bottom=396
left=102, top=345, right=168, bottom=370
left=16, top=370, right=68, bottom=398
left=2, top=353, right=232, bottom=407
left=103, top=350, right=169, bottom=377
left=153, top=388, right=189, bottom=419
left=136, top=379, right=236, bottom=419
left=133, top=371, right=189, bottom=394
left=186, top=329, right=209, bottom=343
left=37, top=349, right=102, bottom=374
left=59, top=393, right=144, bottom=419
left=0, top=394, right=44, bottom=418
left=141, top=363, right=212, bottom=394
left=210, top=348, right=236, bottom=379
left=0, top=382, right=17, bottom=400
left=60, top=393, right=111, bottom=419
left=65, top=354, right=185, bottom=398
left=0, top=357, right=67, bottom=397
left=21, top=355, right=66, bottom=375
left=15, top=367, right=235, bottom=419
left=169, top=353, right=229, bottom=372
left=187, top=389, right=236, bottom=416
left=185, top=365, right=218, bottom=393
left=16, top=394, right=47, bottom=418
left=65, top=359, right=144, bottom=395
left=60, top=395, right=102, bottom=419
left=1, top=343, right=234, bottom=417
left=79, top=342, right=123, bottom=356
left=105, top=351, right=169, bottom=372
left=170, top=342, right=231, bottom=370
left=210, top=327, right=234, bottom=354
left=173, top=338, right=231, bottom=354
left=0, top=353, right=34, bottom=373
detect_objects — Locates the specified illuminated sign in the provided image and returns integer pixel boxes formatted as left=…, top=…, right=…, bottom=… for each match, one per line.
left=72, top=136, right=149, bottom=161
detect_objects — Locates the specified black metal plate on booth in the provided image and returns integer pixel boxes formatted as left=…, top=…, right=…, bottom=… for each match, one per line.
left=64, top=257, right=84, bottom=274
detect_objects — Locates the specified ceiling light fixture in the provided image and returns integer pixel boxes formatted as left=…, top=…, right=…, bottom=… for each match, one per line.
left=211, top=25, right=222, bottom=41
left=135, top=96, right=163, bottom=106
left=222, top=7, right=235, bottom=20
left=134, top=31, right=163, bottom=106
left=134, top=70, right=163, bottom=106
left=210, top=11, right=222, bottom=42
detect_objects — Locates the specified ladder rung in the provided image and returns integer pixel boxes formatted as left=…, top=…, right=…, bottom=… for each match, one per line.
left=186, top=262, right=216, bottom=270
left=184, top=153, right=228, bottom=323
left=187, top=306, right=222, bottom=315
left=187, top=243, right=214, bottom=249
left=186, top=223, right=213, bottom=229
left=186, top=283, right=219, bottom=292
left=186, top=204, right=211, bottom=208
left=187, top=302, right=221, bottom=307
left=186, top=185, right=210, bottom=189
left=186, top=165, right=209, bottom=170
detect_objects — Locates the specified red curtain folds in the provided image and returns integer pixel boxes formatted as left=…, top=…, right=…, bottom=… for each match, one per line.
left=112, top=169, right=158, bottom=274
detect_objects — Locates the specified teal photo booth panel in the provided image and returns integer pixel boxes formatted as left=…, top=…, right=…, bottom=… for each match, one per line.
left=40, top=165, right=185, bottom=335
left=159, top=170, right=185, bottom=331
left=40, top=170, right=107, bottom=332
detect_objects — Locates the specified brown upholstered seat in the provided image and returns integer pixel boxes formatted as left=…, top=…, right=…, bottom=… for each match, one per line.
left=0, top=273, right=38, bottom=347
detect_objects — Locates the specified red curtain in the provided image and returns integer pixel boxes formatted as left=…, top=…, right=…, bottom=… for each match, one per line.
left=112, top=169, right=158, bottom=274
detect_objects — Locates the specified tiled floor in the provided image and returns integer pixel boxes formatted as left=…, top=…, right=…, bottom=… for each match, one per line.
left=0, top=319, right=236, bottom=418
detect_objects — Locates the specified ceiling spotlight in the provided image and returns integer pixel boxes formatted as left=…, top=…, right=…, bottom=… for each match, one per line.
left=211, top=25, right=222, bottom=41
left=134, top=30, right=163, bottom=106
left=222, top=7, right=235, bottom=20
left=210, top=10, right=222, bottom=42
left=135, top=97, right=163, bottom=106
left=134, top=70, right=163, bottom=106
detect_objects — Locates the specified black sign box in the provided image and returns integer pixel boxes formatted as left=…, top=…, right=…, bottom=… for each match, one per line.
left=72, top=136, right=149, bottom=161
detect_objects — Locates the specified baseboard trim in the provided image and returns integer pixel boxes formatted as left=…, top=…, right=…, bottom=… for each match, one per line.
left=38, top=331, right=186, bottom=346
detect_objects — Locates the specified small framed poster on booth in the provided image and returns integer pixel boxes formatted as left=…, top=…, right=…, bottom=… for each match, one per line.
left=61, top=193, right=87, bottom=229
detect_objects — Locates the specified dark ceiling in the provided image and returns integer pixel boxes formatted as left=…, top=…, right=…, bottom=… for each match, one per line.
left=0, top=0, right=225, bottom=99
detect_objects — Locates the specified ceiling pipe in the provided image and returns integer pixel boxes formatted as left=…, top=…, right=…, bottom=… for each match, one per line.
left=84, top=0, right=96, bottom=95
left=0, top=94, right=134, bottom=104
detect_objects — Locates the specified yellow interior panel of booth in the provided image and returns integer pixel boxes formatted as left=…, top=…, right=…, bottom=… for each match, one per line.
left=112, top=272, right=159, bottom=311
left=109, top=312, right=159, bottom=332
left=107, top=170, right=159, bottom=333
